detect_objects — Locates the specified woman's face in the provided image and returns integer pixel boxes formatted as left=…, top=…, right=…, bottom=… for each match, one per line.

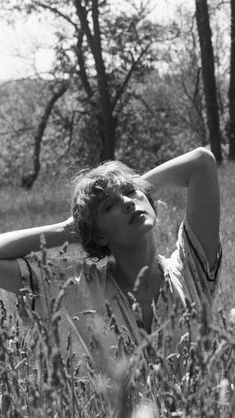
left=95, top=183, right=157, bottom=250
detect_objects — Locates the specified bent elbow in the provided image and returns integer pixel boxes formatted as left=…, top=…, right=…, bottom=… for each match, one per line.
left=195, top=147, right=217, bottom=171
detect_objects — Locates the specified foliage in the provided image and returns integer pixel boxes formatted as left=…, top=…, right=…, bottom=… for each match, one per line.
left=2, top=0, right=170, bottom=164
left=0, top=79, right=71, bottom=184
left=0, top=0, right=233, bottom=184
left=115, top=68, right=204, bottom=173
left=0, top=66, right=203, bottom=186
left=0, top=0, right=182, bottom=183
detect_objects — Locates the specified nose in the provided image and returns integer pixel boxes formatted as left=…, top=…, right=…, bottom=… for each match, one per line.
left=122, top=196, right=135, bottom=213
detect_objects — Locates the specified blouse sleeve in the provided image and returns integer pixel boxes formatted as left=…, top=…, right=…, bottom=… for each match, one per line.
left=172, top=217, right=222, bottom=301
left=16, top=254, right=84, bottom=314
left=15, top=256, right=123, bottom=367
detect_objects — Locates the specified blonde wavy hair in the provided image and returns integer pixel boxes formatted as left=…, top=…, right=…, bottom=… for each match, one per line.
left=72, top=161, right=155, bottom=260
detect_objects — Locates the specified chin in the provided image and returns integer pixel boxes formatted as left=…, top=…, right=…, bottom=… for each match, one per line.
left=145, top=215, right=157, bottom=227
left=142, top=220, right=156, bottom=232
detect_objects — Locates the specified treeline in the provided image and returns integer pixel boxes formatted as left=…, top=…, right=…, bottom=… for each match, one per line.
left=0, top=0, right=233, bottom=187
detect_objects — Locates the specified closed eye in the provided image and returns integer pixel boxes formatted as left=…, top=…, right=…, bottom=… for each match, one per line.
left=125, top=188, right=137, bottom=196
left=104, top=198, right=116, bottom=211
left=104, top=203, right=114, bottom=211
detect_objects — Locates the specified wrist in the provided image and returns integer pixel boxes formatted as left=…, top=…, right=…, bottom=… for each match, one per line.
left=61, top=218, right=79, bottom=243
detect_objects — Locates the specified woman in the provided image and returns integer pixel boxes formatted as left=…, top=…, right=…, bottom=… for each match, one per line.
left=0, top=148, right=221, bottom=373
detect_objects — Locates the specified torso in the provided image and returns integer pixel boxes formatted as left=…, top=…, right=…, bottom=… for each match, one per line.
left=141, top=304, right=154, bottom=333
left=139, top=266, right=164, bottom=332
left=110, top=257, right=164, bottom=333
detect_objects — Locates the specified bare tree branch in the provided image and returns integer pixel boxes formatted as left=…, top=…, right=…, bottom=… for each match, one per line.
left=74, top=0, right=95, bottom=50
left=22, top=82, right=69, bottom=188
left=32, top=0, right=78, bottom=30
left=75, top=32, right=94, bottom=103
left=193, top=67, right=201, bottom=102
left=131, top=92, right=172, bottom=115
left=0, top=127, right=34, bottom=137
left=112, top=42, right=152, bottom=111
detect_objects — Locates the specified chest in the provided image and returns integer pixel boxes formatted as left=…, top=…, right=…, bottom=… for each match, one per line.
left=141, top=303, right=154, bottom=333
left=137, top=274, right=164, bottom=333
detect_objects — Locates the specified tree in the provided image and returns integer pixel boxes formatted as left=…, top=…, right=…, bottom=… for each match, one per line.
left=2, top=0, right=163, bottom=171
left=0, top=79, right=54, bottom=184
left=169, top=7, right=208, bottom=143
left=195, top=0, right=222, bottom=162
left=229, top=0, right=235, bottom=160
left=21, top=81, right=68, bottom=189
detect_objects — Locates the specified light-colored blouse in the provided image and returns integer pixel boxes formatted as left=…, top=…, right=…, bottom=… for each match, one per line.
left=17, top=218, right=222, bottom=372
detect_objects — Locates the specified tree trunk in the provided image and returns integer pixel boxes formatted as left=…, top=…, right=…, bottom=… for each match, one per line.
left=74, top=0, right=116, bottom=161
left=229, top=0, right=235, bottom=160
left=195, top=0, right=222, bottom=163
left=21, top=83, right=68, bottom=189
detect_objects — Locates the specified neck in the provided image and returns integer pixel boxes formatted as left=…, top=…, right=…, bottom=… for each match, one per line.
left=111, top=231, right=160, bottom=295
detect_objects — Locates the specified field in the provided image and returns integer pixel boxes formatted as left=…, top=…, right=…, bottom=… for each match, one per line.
left=0, top=161, right=235, bottom=417
left=1, top=161, right=234, bottom=312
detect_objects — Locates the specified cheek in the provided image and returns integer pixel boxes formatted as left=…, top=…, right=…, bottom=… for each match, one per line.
left=96, top=215, right=114, bottom=237
left=97, top=213, right=126, bottom=241
left=143, top=196, right=154, bottom=211
left=96, top=219, right=107, bottom=236
left=146, top=202, right=157, bottom=222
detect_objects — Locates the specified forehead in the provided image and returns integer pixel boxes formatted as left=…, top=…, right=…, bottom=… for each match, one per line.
left=91, top=175, right=134, bottom=195
left=89, top=177, right=137, bottom=210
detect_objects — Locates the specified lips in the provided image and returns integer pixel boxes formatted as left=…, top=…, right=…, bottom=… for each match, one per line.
left=129, top=210, right=146, bottom=224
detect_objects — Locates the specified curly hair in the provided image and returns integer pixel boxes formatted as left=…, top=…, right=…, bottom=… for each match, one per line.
left=72, top=161, right=155, bottom=260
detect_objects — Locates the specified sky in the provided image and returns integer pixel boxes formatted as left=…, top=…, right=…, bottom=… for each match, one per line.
left=0, top=0, right=195, bottom=81
left=0, top=15, right=57, bottom=80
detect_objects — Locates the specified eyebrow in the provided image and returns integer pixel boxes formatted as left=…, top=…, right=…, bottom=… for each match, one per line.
left=97, top=193, right=114, bottom=208
left=96, top=181, right=134, bottom=202
left=99, top=194, right=110, bottom=203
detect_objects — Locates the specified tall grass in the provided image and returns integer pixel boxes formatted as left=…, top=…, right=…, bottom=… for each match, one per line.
left=0, top=161, right=235, bottom=417
left=216, top=163, right=235, bottom=315
left=0, top=245, right=235, bottom=417
left=0, top=179, right=71, bottom=232
left=0, top=162, right=234, bottom=312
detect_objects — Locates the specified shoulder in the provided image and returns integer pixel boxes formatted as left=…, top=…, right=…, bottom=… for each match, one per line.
left=164, top=219, right=222, bottom=301
left=16, top=254, right=109, bottom=291
left=17, top=254, right=111, bottom=323
left=176, top=219, right=222, bottom=277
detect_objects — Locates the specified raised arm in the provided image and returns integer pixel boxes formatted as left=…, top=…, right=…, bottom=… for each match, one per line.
left=0, top=217, right=76, bottom=259
left=142, top=147, right=220, bottom=269
left=0, top=217, right=79, bottom=294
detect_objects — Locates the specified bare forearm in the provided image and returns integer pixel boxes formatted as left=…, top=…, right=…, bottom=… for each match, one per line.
left=142, top=147, right=214, bottom=192
left=0, top=218, right=78, bottom=259
left=143, top=147, right=220, bottom=268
